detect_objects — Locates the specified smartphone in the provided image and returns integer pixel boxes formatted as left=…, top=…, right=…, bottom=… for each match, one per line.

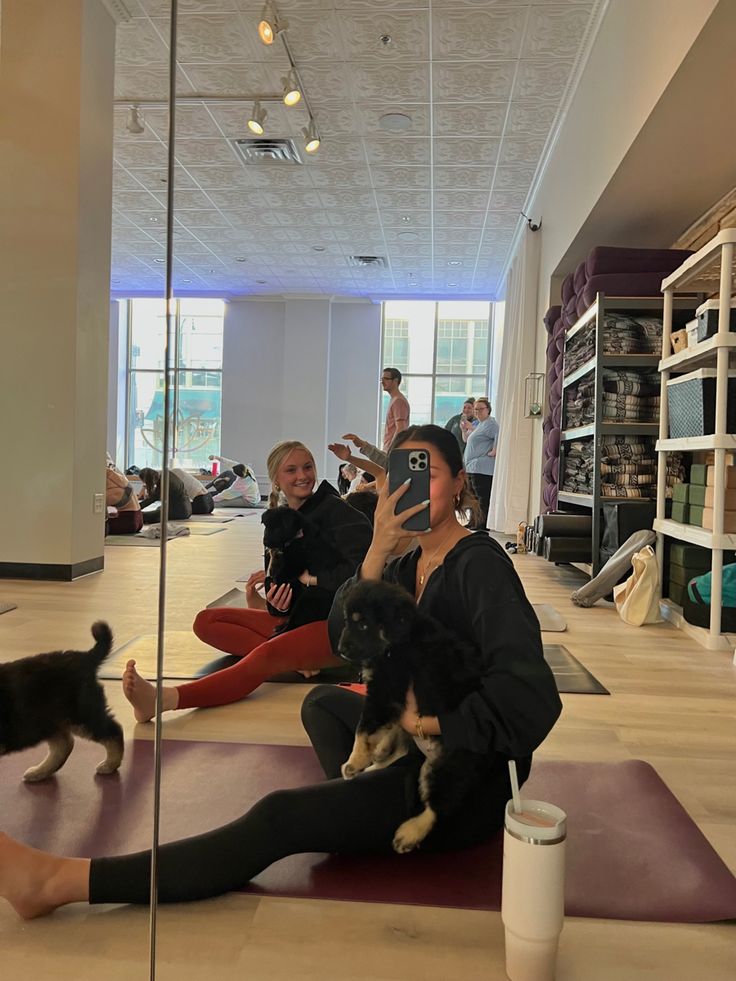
left=388, top=448, right=430, bottom=532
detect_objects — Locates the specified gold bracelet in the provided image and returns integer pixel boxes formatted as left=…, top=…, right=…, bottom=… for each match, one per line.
left=415, top=714, right=425, bottom=740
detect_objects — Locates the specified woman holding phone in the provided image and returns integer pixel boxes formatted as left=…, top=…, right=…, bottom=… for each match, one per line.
left=0, top=426, right=560, bottom=917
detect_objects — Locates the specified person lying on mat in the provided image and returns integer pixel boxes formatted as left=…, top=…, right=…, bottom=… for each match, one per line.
left=105, top=459, right=143, bottom=535
left=211, top=463, right=262, bottom=509
left=138, top=468, right=192, bottom=525
left=170, top=467, right=215, bottom=515
left=0, top=425, right=560, bottom=919
left=122, top=440, right=373, bottom=720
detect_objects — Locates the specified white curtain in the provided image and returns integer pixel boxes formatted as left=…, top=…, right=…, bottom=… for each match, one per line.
left=487, top=229, right=541, bottom=534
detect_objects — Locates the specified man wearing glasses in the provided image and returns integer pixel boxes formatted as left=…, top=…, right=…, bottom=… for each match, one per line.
left=381, top=367, right=411, bottom=452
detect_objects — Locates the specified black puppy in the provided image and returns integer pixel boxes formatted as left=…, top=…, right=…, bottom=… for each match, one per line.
left=337, top=580, right=487, bottom=853
left=261, top=507, right=336, bottom=633
left=0, top=622, right=124, bottom=782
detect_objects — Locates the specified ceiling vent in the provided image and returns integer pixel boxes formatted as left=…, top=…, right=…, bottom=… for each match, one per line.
left=348, top=255, right=388, bottom=269
left=233, top=138, right=303, bottom=165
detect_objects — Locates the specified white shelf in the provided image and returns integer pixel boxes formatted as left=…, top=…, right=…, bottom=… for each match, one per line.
left=653, top=517, right=736, bottom=549
left=661, top=228, right=736, bottom=291
left=658, top=333, right=736, bottom=372
left=659, top=598, right=736, bottom=653
left=557, top=492, right=593, bottom=506
left=561, top=424, right=595, bottom=440
left=562, top=358, right=596, bottom=389
left=656, top=434, right=736, bottom=452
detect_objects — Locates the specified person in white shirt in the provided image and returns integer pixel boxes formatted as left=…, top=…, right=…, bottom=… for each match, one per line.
left=212, top=463, right=262, bottom=508
left=171, top=468, right=215, bottom=515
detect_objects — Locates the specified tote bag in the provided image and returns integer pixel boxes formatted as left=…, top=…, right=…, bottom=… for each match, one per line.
left=613, top=545, right=662, bottom=626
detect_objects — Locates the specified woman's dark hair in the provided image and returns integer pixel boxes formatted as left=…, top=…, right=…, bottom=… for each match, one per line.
left=344, top=490, right=378, bottom=526
left=360, top=471, right=376, bottom=485
left=138, top=467, right=160, bottom=499
left=337, top=465, right=351, bottom=496
left=232, top=463, right=246, bottom=478
left=391, top=425, right=481, bottom=521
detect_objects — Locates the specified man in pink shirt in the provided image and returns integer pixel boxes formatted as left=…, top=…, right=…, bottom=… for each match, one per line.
left=381, top=367, right=411, bottom=452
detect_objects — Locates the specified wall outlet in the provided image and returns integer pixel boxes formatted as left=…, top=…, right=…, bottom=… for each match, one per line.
left=94, top=493, right=104, bottom=514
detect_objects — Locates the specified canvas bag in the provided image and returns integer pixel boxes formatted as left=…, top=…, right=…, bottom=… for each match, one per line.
left=613, top=545, right=662, bottom=626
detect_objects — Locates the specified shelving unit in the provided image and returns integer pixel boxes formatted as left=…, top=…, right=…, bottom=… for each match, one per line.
left=655, top=229, right=736, bottom=653
left=557, top=295, right=696, bottom=574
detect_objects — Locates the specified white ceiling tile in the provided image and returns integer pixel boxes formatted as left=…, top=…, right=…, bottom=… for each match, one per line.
left=115, top=66, right=194, bottom=100
left=113, top=190, right=166, bottom=211
left=370, top=166, right=431, bottom=189
left=349, top=64, right=430, bottom=103
left=432, top=7, right=526, bottom=60
left=433, top=138, right=500, bottom=167
left=296, top=64, right=356, bottom=104
left=513, top=60, right=574, bottom=103
left=522, top=6, right=594, bottom=59
left=494, top=166, right=537, bottom=190
left=354, top=103, right=430, bottom=137
left=485, top=212, right=523, bottom=232
left=434, top=166, right=493, bottom=190
left=308, top=167, right=373, bottom=188
left=489, top=188, right=528, bottom=210
left=326, top=211, right=381, bottom=226
left=146, top=105, right=224, bottom=140
left=226, top=167, right=316, bottom=189
left=374, top=190, right=431, bottom=210
left=365, top=139, right=431, bottom=166
left=183, top=165, right=251, bottom=190
left=433, top=189, right=489, bottom=211
left=434, top=228, right=482, bottom=245
left=157, top=13, right=263, bottom=65
left=181, top=63, right=282, bottom=95
left=115, top=19, right=169, bottom=68
left=301, top=139, right=366, bottom=167
left=497, top=137, right=547, bottom=166
left=434, top=103, right=506, bottom=138
left=275, top=12, right=346, bottom=63
left=318, top=190, right=377, bottom=209
left=174, top=210, right=232, bottom=228
left=114, top=141, right=169, bottom=170
left=433, top=211, right=487, bottom=229
left=172, top=189, right=220, bottom=210
left=339, top=11, right=430, bottom=62
left=225, top=209, right=284, bottom=227
left=433, top=62, right=515, bottom=103
left=505, top=103, right=559, bottom=139
left=380, top=211, right=431, bottom=228
left=174, top=139, right=240, bottom=168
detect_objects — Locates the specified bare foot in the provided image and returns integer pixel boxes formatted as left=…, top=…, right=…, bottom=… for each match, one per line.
left=122, top=659, right=158, bottom=722
left=0, top=833, right=86, bottom=919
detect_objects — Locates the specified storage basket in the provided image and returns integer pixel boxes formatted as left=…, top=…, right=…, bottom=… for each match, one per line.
left=666, top=368, right=736, bottom=438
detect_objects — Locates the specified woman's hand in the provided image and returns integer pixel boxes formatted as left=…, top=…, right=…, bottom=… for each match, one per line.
left=400, top=686, right=440, bottom=736
left=297, top=569, right=315, bottom=588
left=244, top=570, right=267, bottom=610
left=342, top=433, right=368, bottom=453
left=328, top=442, right=352, bottom=463
left=266, top=581, right=293, bottom=614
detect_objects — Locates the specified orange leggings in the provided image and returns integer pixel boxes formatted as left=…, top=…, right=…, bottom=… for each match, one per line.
left=176, top=608, right=341, bottom=710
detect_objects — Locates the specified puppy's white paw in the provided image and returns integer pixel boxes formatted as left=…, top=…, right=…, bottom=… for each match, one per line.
left=341, top=761, right=359, bottom=780
left=22, top=766, right=53, bottom=783
left=96, top=760, right=122, bottom=775
left=392, top=826, right=420, bottom=854
left=392, top=812, right=434, bottom=854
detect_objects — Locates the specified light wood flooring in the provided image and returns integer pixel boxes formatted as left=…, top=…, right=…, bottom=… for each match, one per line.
left=1, top=519, right=734, bottom=980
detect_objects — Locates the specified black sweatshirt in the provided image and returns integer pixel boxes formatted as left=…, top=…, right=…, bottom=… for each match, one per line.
left=328, top=533, right=562, bottom=763
left=265, top=480, right=373, bottom=595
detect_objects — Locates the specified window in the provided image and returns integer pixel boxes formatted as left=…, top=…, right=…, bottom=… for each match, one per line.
left=380, top=300, right=495, bottom=435
left=126, top=298, right=224, bottom=470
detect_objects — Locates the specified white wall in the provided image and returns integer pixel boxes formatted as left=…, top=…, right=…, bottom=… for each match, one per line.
left=218, top=296, right=382, bottom=492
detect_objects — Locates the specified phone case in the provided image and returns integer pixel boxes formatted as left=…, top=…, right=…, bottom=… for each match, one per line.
left=388, top=448, right=430, bottom=532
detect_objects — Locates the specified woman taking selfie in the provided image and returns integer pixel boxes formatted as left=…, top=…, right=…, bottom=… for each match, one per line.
left=0, top=426, right=560, bottom=916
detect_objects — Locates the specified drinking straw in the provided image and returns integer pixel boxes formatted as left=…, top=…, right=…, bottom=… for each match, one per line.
left=509, top=759, right=522, bottom=814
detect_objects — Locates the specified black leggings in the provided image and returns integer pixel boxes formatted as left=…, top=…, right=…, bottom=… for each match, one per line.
left=191, top=492, right=215, bottom=515
left=89, top=687, right=525, bottom=905
left=469, top=473, right=493, bottom=529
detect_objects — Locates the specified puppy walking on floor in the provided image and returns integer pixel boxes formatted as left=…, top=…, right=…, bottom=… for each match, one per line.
left=0, top=622, right=124, bottom=782
left=337, top=580, right=489, bottom=854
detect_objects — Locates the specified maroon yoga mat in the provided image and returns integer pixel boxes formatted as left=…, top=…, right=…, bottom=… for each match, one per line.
left=2, top=740, right=735, bottom=923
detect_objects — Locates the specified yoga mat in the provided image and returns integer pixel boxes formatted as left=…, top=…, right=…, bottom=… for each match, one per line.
left=105, top=533, right=187, bottom=547
left=213, top=508, right=261, bottom=518
left=0, top=602, right=17, bottom=615
left=189, top=514, right=234, bottom=523
left=2, top=741, right=735, bottom=923
left=99, top=631, right=216, bottom=680
left=543, top=645, right=609, bottom=695
left=207, top=588, right=248, bottom=609
left=532, top=603, right=567, bottom=632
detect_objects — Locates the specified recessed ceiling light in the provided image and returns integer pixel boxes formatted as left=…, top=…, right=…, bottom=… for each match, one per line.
left=378, top=112, right=413, bottom=133
left=182, top=279, right=192, bottom=284
left=448, top=282, right=459, bottom=287
left=153, top=258, right=165, bottom=263
left=313, top=245, right=326, bottom=252
left=235, top=257, right=247, bottom=262
left=401, top=216, right=411, bottom=223
left=149, top=216, right=160, bottom=222
left=397, top=231, right=418, bottom=242
left=447, top=260, right=462, bottom=266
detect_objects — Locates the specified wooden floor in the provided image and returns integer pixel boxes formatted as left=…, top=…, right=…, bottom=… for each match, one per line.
left=1, top=518, right=735, bottom=980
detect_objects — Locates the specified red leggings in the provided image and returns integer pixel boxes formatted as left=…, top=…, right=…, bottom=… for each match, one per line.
left=177, top=608, right=341, bottom=710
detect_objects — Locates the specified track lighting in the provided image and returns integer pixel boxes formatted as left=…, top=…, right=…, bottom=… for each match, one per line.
left=247, top=100, right=267, bottom=135
left=282, top=69, right=302, bottom=107
left=302, top=119, right=321, bottom=154
left=125, top=105, right=145, bottom=134
left=258, top=0, right=286, bottom=46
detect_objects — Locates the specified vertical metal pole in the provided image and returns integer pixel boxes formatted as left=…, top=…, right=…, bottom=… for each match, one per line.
left=149, top=1, right=177, bottom=977
left=172, top=299, right=181, bottom=464
left=656, top=288, right=673, bottom=590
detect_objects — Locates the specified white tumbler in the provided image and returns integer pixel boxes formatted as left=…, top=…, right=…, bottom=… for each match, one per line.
left=501, top=799, right=567, bottom=981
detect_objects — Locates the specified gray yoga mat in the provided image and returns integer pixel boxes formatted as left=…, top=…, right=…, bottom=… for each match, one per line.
left=0, top=602, right=17, bottom=615
left=532, top=603, right=567, bottom=632
left=189, top=514, right=234, bottom=523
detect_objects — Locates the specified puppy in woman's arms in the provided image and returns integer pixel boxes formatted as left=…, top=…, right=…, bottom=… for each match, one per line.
left=337, top=580, right=488, bottom=854
left=0, top=622, right=124, bottom=782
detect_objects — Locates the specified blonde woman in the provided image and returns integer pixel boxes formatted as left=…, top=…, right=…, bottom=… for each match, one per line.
left=122, top=441, right=373, bottom=721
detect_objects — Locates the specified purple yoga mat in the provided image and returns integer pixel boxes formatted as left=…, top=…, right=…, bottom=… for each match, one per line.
left=2, top=741, right=735, bottom=922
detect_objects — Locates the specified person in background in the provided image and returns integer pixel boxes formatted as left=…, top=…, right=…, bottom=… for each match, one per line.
left=463, top=398, right=498, bottom=531
left=105, top=458, right=143, bottom=535
left=171, top=467, right=215, bottom=515
left=206, top=454, right=239, bottom=491
left=381, top=367, right=410, bottom=453
left=138, top=468, right=192, bottom=524
left=211, top=463, right=262, bottom=508
left=445, top=398, right=476, bottom=451
left=337, top=463, right=358, bottom=496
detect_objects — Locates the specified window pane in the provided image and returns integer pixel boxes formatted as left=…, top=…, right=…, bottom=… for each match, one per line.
left=128, top=370, right=165, bottom=469
left=433, top=376, right=487, bottom=426
left=175, top=370, right=222, bottom=469
left=436, top=301, right=490, bottom=376
left=384, top=300, right=435, bottom=374
left=179, top=299, right=224, bottom=369
left=130, top=299, right=167, bottom=371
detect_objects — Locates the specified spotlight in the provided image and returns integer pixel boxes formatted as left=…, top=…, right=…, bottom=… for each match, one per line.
left=125, top=105, right=145, bottom=134
left=258, top=0, right=286, bottom=45
left=247, top=100, right=267, bottom=135
left=282, top=69, right=302, bottom=107
left=302, top=119, right=321, bottom=154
